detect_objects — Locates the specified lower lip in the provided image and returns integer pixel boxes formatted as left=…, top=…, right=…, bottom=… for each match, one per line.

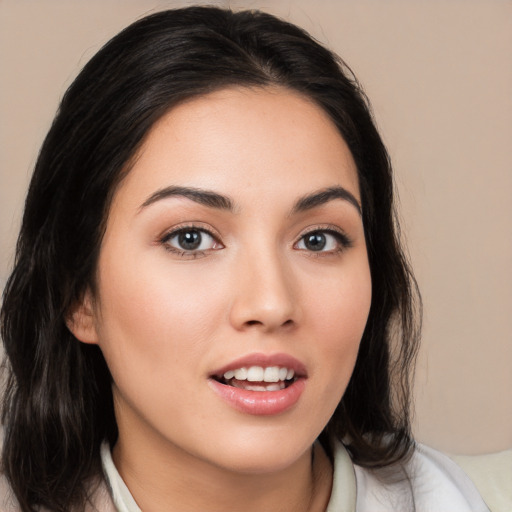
left=208, top=378, right=306, bottom=416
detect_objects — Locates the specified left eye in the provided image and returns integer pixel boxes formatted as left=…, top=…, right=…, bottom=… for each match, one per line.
left=163, top=228, right=219, bottom=252
left=295, top=230, right=344, bottom=252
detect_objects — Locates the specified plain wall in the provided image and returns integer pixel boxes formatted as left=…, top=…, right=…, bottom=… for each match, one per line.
left=0, top=0, right=511, bottom=455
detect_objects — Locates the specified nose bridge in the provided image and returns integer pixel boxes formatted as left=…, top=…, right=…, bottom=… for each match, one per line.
left=229, top=240, right=298, bottom=331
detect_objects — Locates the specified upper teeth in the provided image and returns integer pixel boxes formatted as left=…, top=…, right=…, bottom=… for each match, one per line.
left=223, top=366, right=295, bottom=382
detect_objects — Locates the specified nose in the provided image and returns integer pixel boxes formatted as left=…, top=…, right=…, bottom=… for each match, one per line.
left=228, top=246, right=300, bottom=333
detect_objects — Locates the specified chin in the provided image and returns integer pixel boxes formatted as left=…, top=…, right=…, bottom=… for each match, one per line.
left=200, top=429, right=315, bottom=475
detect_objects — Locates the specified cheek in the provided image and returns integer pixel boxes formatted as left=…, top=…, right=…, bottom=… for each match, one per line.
left=308, top=258, right=371, bottom=330
left=93, top=250, right=227, bottom=378
left=305, top=262, right=372, bottom=385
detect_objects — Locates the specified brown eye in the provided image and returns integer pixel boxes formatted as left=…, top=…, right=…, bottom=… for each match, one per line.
left=162, top=228, right=220, bottom=253
left=295, top=229, right=351, bottom=253
left=177, top=230, right=202, bottom=250
left=303, top=232, right=327, bottom=251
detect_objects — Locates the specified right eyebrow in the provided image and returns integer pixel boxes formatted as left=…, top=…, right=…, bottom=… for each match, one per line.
left=138, top=186, right=236, bottom=213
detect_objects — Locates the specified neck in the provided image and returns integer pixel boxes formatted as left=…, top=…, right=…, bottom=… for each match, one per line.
left=112, top=433, right=332, bottom=512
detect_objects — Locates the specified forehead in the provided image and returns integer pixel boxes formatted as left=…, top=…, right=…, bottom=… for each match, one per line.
left=117, top=86, right=360, bottom=209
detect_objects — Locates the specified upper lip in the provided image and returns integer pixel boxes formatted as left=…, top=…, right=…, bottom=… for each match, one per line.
left=210, top=352, right=307, bottom=379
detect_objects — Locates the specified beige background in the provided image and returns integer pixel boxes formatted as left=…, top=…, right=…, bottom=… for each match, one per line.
left=0, top=0, right=511, bottom=455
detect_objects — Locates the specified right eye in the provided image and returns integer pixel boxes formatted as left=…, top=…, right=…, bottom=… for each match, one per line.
left=161, top=227, right=223, bottom=256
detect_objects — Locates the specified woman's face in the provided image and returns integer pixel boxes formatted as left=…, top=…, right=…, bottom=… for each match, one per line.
left=74, top=87, right=371, bottom=474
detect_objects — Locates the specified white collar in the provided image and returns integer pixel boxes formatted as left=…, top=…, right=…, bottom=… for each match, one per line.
left=100, top=443, right=142, bottom=512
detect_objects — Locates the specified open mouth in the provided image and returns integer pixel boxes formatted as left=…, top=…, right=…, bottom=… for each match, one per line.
left=209, top=360, right=307, bottom=414
left=212, top=365, right=298, bottom=392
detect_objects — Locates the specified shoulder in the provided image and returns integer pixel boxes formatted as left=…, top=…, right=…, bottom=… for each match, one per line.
left=332, top=441, right=491, bottom=512
left=406, top=444, right=490, bottom=511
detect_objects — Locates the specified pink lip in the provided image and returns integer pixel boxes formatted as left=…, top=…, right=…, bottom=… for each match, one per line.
left=210, top=352, right=307, bottom=378
left=208, top=352, right=307, bottom=416
left=209, top=378, right=306, bottom=416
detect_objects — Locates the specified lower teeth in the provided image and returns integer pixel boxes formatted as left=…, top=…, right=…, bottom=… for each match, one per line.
left=228, top=379, right=290, bottom=391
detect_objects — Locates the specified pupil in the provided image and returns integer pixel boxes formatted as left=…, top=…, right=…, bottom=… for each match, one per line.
left=178, top=230, right=201, bottom=250
left=305, top=232, right=326, bottom=251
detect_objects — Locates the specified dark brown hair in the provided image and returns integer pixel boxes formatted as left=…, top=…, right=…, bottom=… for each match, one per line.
left=1, top=6, right=420, bottom=511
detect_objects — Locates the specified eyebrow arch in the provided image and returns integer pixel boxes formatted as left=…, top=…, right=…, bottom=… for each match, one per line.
left=139, top=186, right=236, bottom=212
left=291, top=186, right=362, bottom=216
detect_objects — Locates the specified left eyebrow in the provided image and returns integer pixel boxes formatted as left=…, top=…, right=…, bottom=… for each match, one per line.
left=291, top=186, right=362, bottom=216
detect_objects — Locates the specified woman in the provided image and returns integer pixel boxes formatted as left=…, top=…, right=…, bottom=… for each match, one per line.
left=0, top=6, right=489, bottom=512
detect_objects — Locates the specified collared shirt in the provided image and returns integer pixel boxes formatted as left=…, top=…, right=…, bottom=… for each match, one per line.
left=100, top=441, right=490, bottom=512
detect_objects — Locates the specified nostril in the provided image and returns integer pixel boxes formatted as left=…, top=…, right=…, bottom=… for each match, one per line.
left=244, top=319, right=294, bottom=328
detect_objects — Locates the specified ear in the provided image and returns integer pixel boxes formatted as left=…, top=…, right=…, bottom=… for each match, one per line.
left=66, top=288, right=99, bottom=345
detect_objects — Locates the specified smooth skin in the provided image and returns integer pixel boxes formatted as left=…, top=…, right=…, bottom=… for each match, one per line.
left=69, top=86, right=372, bottom=512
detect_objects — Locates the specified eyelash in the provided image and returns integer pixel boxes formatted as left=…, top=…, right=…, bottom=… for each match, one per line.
left=294, top=227, right=353, bottom=256
left=159, top=224, right=352, bottom=259
left=159, top=224, right=222, bottom=259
